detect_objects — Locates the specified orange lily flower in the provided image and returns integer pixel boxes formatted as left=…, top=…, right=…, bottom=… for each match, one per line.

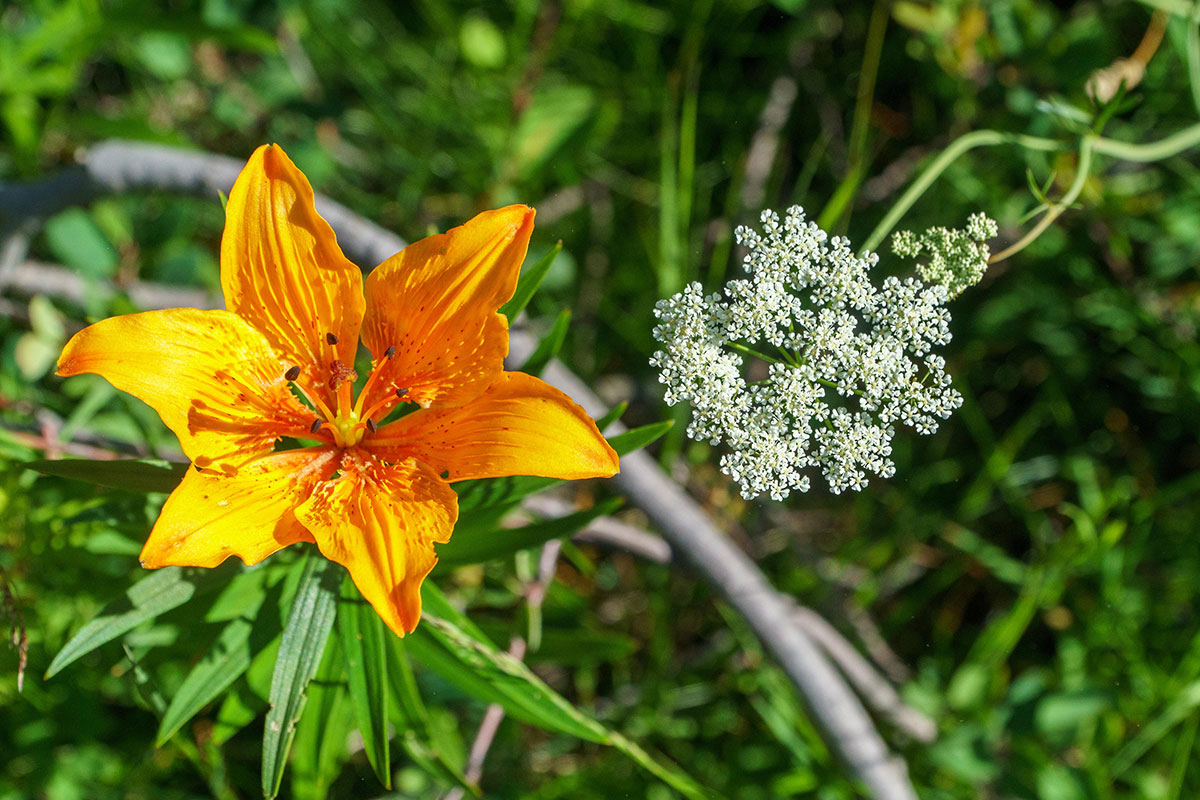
left=56, top=144, right=619, bottom=635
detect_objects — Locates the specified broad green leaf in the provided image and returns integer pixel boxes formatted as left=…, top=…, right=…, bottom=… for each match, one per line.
left=520, top=308, right=570, bottom=376
left=337, top=578, right=391, bottom=788
left=437, top=497, right=622, bottom=566
left=46, top=567, right=207, bottom=678
left=26, top=458, right=187, bottom=493
left=156, top=618, right=253, bottom=745
left=410, top=612, right=709, bottom=799
left=607, top=420, right=673, bottom=456
left=43, top=207, right=119, bottom=279
left=261, top=555, right=340, bottom=799
left=500, top=241, right=562, bottom=319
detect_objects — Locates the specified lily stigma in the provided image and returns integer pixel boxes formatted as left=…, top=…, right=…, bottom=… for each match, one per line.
left=57, top=144, right=619, bottom=635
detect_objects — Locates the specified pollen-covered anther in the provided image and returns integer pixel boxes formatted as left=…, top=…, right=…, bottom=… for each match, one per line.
left=284, top=365, right=301, bottom=382
left=310, top=418, right=323, bottom=434
left=385, top=345, right=395, bottom=359
left=328, top=359, right=358, bottom=391
left=395, top=387, right=409, bottom=399
left=366, top=418, right=378, bottom=433
left=326, top=332, right=339, bottom=345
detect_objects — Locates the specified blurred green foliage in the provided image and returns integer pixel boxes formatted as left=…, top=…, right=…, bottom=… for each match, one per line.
left=5, top=0, right=1200, bottom=798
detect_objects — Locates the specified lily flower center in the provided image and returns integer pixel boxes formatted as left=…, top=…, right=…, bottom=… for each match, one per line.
left=284, top=338, right=408, bottom=449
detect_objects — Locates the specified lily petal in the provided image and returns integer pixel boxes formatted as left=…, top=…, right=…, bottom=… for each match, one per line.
left=141, top=448, right=338, bottom=568
left=295, top=451, right=457, bottom=635
left=360, top=205, right=534, bottom=412
left=369, top=371, right=619, bottom=483
left=221, top=144, right=365, bottom=410
left=57, top=308, right=315, bottom=468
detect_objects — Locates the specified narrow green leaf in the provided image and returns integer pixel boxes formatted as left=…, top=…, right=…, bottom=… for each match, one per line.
left=387, top=635, right=431, bottom=731
left=46, top=567, right=204, bottom=678
left=500, top=240, right=562, bottom=319
left=385, top=636, right=477, bottom=794
left=420, top=583, right=492, bottom=643
left=520, top=308, right=571, bottom=376
left=607, top=420, right=674, bottom=456
left=156, top=618, right=253, bottom=745
left=337, top=577, right=391, bottom=788
left=438, top=498, right=622, bottom=566
left=261, top=554, right=340, bottom=799
left=409, top=613, right=605, bottom=742
left=25, top=458, right=188, bottom=493
left=595, top=401, right=628, bottom=432
left=410, top=612, right=709, bottom=799
left=212, top=633, right=280, bottom=745
left=291, top=636, right=353, bottom=800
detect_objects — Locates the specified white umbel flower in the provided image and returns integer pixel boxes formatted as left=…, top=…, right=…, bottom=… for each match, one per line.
left=651, top=206, right=965, bottom=499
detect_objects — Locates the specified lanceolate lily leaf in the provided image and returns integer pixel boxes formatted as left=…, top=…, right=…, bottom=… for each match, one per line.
left=261, top=554, right=340, bottom=799
left=46, top=566, right=214, bottom=678
left=436, top=497, right=623, bottom=566
left=409, top=586, right=711, bottom=800
left=156, top=617, right=254, bottom=745
left=500, top=240, right=562, bottom=319
left=25, top=458, right=188, bottom=493
left=337, top=577, right=391, bottom=788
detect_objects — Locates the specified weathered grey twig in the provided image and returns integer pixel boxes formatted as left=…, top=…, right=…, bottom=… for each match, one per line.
left=0, top=140, right=405, bottom=269
left=791, top=606, right=935, bottom=743
left=1, top=140, right=922, bottom=800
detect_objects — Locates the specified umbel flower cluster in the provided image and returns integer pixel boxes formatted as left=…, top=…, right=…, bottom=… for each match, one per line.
left=891, top=212, right=997, bottom=298
left=651, top=206, right=969, bottom=500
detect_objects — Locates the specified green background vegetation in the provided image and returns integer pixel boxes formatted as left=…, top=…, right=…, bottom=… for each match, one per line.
left=5, top=0, right=1200, bottom=798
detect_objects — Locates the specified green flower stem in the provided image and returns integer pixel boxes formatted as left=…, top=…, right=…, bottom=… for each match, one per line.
left=1091, top=121, right=1200, bottom=161
left=864, top=119, right=1200, bottom=256
left=989, top=135, right=1096, bottom=264
left=1188, top=2, right=1200, bottom=116
left=728, top=341, right=781, bottom=364
left=862, top=130, right=1065, bottom=252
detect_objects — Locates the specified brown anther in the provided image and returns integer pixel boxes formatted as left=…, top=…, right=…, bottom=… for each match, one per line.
left=284, top=365, right=301, bottom=382
left=395, top=387, right=409, bottom=399
left=327, top=360, right=358, bottom=391
left=385, top=345, right=395, bottom=360
left=366, top=418, right=378, bottom=433
left=326, top=332, right=339, bottom=345
left=309, top=418, right=323, bottom=434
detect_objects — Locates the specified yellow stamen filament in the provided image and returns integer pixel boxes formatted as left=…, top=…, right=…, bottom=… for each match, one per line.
left=352, top=346, right=399, bottom=421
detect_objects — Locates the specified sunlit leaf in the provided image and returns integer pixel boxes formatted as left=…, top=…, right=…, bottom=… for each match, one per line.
left=500, top=241, right=562, bottom=319
left=261, top=554, right=340, bottom=799
left=26, top=458, right=187, bottom=494
left=46, top=567, right=211, bottom=678
left=337, top=577, right=391, bottom=788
